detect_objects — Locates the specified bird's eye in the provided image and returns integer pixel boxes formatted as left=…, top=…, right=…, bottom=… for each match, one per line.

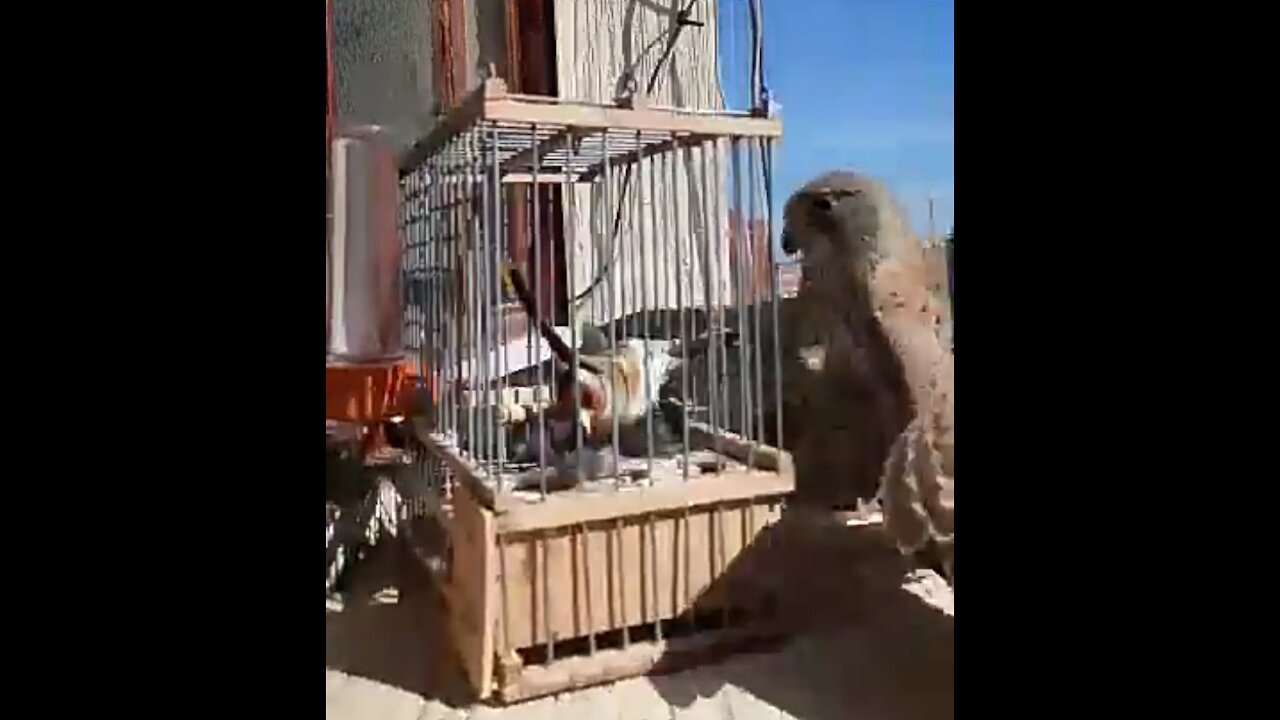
left=811, top=195, right=833, bottom=212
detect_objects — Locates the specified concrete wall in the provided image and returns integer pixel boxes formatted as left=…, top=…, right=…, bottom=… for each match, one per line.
left=333, top=0, right=437, bottom=152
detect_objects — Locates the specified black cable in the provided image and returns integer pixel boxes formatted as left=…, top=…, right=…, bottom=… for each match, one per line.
left=748, top=0, right=776, bottom=263
left=749, top=0, right=763, bottom=107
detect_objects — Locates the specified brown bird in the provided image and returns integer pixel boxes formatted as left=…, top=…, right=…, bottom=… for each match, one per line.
left=781, top=170, right=954, bottom=584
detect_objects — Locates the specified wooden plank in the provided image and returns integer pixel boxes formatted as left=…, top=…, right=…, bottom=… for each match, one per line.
left=545, top=530, right=576, bottom=649
left=716, top=504, right=744, bottom=612
left=493, top=494, right=785, bottom=654
left=618, top=518, right=644, bottom=628
left=688, top=422, right=794, bottom=474
left=399, top=76, right=781, bottom=172
left=649, top=515, right=677, bottom=623
left=693, top=508, right=719, bottom=609
left=483, top=97, right=783, bottom=138
left=497, top=537, right=534, bottom=651
left=493, top=468, right=793, bottom=533
left=443, top=481, right=497, bottom=699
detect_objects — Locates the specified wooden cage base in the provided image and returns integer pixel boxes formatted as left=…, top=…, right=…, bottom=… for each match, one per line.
left=410, top=419, right=796, bottom=702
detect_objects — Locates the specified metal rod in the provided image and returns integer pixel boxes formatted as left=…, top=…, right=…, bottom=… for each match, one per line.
left=748, top=139, right=767, bottom=456
left=415, top=161, right=424, bottom=429
left=696, top=142, right=717, bottom=452
left=567, top=130, right=583, bottom=461
left=731, top=139, right=751, bottom=446
left=525, top=130, right=536, bottom=423
left=764, top=138, right=783, bottom=450
left=608, top=130, right=620, bottom=480
left=414, top=162, right=423, bottom=428
left=490, top=123, right=506, bottom=489
left=657, top=138, right=673, bottom=371
left=430, top=155, right=442, bottom=435
left=619, top=130, right=640, bottom=476
left=658, top=140, right=671, bottom=340
left=467, top=129, right=481, bottom=465
left=706, top=142, right=727, bottom=466
left=549, top=147, right=560, bottom=407
left=711, top=140, right=729, bottom=469
left=448, top=139, right=460, bottom=444
left=674, top=141, right=691, bottom=481
left=478, top=129, right=493, bottom=477
left=641, top=136, right=655, bottom=483
left=626, top=131, right=640, bottom=340
left=478, top=129, right=491, bottom=474
left=419, top=159, right=430, bottom=433
left=436, top=153, right=447, bottom=441
left=532, top=123, right=548, bottom=499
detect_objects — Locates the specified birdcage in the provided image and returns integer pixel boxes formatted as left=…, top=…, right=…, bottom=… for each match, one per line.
left=396, top=77, right=790, bottom=702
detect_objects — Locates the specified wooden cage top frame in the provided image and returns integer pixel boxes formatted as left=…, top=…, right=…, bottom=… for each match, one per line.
left=398, top=77, right=783, bottom=179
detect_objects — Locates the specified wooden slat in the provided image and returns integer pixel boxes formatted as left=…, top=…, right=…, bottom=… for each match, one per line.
left=493, top=494, right=786, bottom=653
left=400, top=78, right=782, bottom=173
left=483, top=97, right=783, bottom=138
left=688, top=422, right=794, bottom=474
left=545, top=530, right=576, bottom=648
left=493, top=468, right=792, bottom=533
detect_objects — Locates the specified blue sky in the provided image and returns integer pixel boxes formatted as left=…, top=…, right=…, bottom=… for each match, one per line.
left=718, top=0, right=954, bottom=240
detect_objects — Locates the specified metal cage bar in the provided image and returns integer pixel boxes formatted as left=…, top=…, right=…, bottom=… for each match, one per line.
left=397, top=81, right=786, bottom=509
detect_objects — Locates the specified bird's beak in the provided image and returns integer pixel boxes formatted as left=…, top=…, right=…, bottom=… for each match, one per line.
left=780, top=228, right=797, bottom=255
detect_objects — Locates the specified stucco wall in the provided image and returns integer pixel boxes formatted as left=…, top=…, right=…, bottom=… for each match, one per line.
left=333, top=0, right=437, bottom=152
